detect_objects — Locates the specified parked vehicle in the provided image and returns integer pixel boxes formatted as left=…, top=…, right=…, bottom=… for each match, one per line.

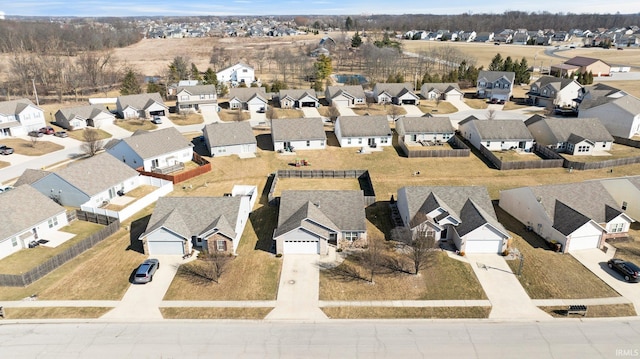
left=607, top=258, right=640, bottom=282
left=0, top=145, right=14, bottom=155
left=133, top=258, right=160, bottom=284
left=28, top=131, right=43, bottom=137
left=54, top=131, right=68, bottom=138
left=0, top=185, right=14, bottom=193
left=151, top=116, right=162, bottom=124
left=39, top=126, right=55, bottom=135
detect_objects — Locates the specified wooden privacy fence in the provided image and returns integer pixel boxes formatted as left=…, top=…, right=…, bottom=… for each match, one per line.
left=478, top=144, right=564, bottom=170
left=399, top=135, right=471, bottom=158
left=0, top=217, right=120, bottom=287
left=137, top=153, right=211, bottom=184
left=561, top=137, right=640, bottom=171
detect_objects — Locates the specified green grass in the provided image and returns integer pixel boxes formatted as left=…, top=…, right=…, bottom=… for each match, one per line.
left=160, top=307, right=273, bottom=319
left=322, top=306, right=490, bottom=319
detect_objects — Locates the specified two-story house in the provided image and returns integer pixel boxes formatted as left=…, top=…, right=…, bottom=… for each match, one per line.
left=476, top=71, right=515, bottom=101
left=175, top=85, right=218, bottom=114
left=216, top=62, right=255, bottom=86
left=527, top=76, right=584, bottom=109
left=0, top=99, right=46, bottom=137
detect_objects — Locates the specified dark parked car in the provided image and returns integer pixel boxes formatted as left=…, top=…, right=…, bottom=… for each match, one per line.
left=39, top=126, right=55, bottom=135
left=54, top=131, right=68, bottom=138
left=28, top=131, right=43, bottom=137
left=0, top=145, right=14, bottom=155
left=133, top=258, right=160, bottom=284
left=607, top=258, right=640, bottom=282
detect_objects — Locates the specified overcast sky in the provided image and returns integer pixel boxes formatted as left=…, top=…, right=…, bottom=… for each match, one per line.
left=1, top=0, right=639, bottom=17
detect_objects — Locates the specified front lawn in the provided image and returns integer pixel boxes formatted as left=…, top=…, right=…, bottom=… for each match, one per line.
left=0, top=138, right=64, bottom=156
left=160, top=307, right=273, bottom=319
left=322, top=306, right=490, bottom=319
left=608, top=223, right=640, bottom=265
left=465, top=98, right=489, bottom=110
left=272, top=108, right=304, bottom=119
left=218, top=109, right=250, bottom=122
left=168, top=113, right=204, bottom=126
left=3, top=307, right=111, bottom=319
left=114, top=119, right=158, bottom=132
left=66, top=128, right=112, bottom=142
left=540, top=304, right=636, bottom=318
left=352, top=104, right=407, bottom=117
left=418, top=100, right=458, bottom=114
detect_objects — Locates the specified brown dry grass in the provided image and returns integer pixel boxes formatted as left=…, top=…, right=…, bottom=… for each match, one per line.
left=273, top=178, right=361, bottom=197
left=114, top=119, right=158, bottom=132
left=0, top=161, right=9, bottom=169
left=322, top=306, right=490, bottom=319
left=168, top=113, right=204, bottom=126
left=609, top=224, right=640, bottom=265
left=160, top=307, right=273, bottom=319
left=464, top=98, right=489, bottom=109
left=0, top=138, right=64, bottom=156
left=493, top=150, right=544, bottom=162
left=218, top=109, right=251, bottom=122
left=352, top=104, right=406, bottom=117
left=273, top=108, right=304, bottom=119
left=418, top=100, right=458, bottom=114
left=65, top=128, right=112, bottom=142
left=562, top=143, right=640, bottom=162
left=3, top=307, right=111, bottom=319
left=540, top=304, right=636, bottom=318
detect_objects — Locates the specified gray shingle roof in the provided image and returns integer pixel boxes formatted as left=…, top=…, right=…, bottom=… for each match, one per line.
left=117, top=93, right=167, bottom=111
left=144, top=196, right=242, bottom=240
left=203, top=121, right=256, bottom=147
left=396, top=116, right=454, bottom=136
left=54, top=153, right=139, bottom=196
left=56, top=105, right=111, bottom=121
left=326, top=85, right=366, bottom=100
left=118, top=127, right=192, bottom=160
left=374, top=82, right=416, bottom=97
left=275, top=190, right=366, bottom=237
left=478, top=71, right=515, bottom=83
left=278, top=89, right=318, bottom=101
left=464, top=118, right=533, bottom=141
left=531, top=76, right=580, bottom=92
left=421, top=83, right=461, bottom=93
left=176, top=85, right=216, bottom=96
left=271, top=117, right=326, bottom=142
left=14, top=169, right=50, bottom=187
left=525, top=116, right=613, bottom=145
left=229, top=87, right=267, bottom=102
left=0, top=98, right=41, bottom=116
left=0, top=185, right=65, bottom=240
left=337, top=116, right=392, bottom=137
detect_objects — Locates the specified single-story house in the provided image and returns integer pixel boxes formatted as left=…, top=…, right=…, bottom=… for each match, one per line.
left=420, top=83, right=464, bottom=101
left=228, top=87, right=268, bottom=113
left=552, top=56, right=611, bottom=77
left=0, top=185, right=68, bottom=260
left=274, top=190, right=367, bottom=254
left=527, top=76, right=584, bottom=108
left=396, top=186, right=510, bottom=254
left=458, top=116, right=535, bottom=152
left=334, top=116, right=392, bottom=148
left=325, top=85, right=366, bottom=107
left=277, top=89, right=320, bottom=108
left=54, top=104, right=115, bottom=130
left=579, top=94, right=640, bottom=139
left=476, top=71, right=515, bottom=101
left=499, top=181, right=634, bottom=252
left=0, top=98, right=46, bottom=137
left=271, top=117, right=326, bottom=152
left=216, top=62, right=255, bottom=86
left=372, top=82, right=420, bottom=105
left=105, top=127, right=193, bottom=172
left=140, top=186, right=256, bottom=255
left=395, top=116, right=455, bottom=145
left=116, top=93, right=168, bottom=119
left=175, top=85, right=218, bottom=114
left=203, top=121, right=257, bottom=157
left=525, top=115, right=613, bottom=155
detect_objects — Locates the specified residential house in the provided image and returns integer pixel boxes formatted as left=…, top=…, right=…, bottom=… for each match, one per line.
left=512, top=32, right=530, bottom=45
left=458, top=31, right=476, bottom=42
left=493, top=29, right=513, bottom=43
left=551, top=56, right=611, bottom=77
left=396, top=186, right=510, bottom=254
left=474, top=32, right=494, bottom=42
left=579, top=94, right=640, bottom=139
left=372, top=82, right=420, bottom=105
left=15, top=152, right=141, bottom=208
left=334, top=116, right=392, bottom=149
left=599, top=176, right=640, bottom=223
left=277, top=89, right=320, bottom=109
left=116, top=93, right=168, bottom=119
left=273, top=190, right=367, bottom=254
left=325, top=85, right=366, bottom=107
left=420, top=83, right=464, bottom=101
left=0, top=98, right=46, bottom=137
left=54, top=105, right=115, bottom=130
left=395, top=116, right=455, bottom=145
left=476, top=71, right=515, bottom=101
left=527, top=76, right=584, bottom=109
left=271, top=117, right=326, bottom=152
left=499, top=182, right=634, bottom=252
left=203, top=121, right=257, bottom=157
left=0, top=185, right=68, bottom=260
left=140, top=187, right=256, bottom=255
left=458, top=117, right=534, bottom=151
left=216, top=62, right=255, bottom=86
left=105, top=127, right=193, bottom=172
left=175, top=85, right=217, bottom=114
left=525, top=115, right=613, bottom=155
left=228, top=87, right=268, bottom=113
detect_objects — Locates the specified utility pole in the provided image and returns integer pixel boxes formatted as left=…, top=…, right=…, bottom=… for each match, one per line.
left=32, top=79, right=39, bottom=106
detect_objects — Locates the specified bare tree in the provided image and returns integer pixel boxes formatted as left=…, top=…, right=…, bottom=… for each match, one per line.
left=486, top=108, right=496, bottom=120
left=405, top=224, right=436, bottom=275
left=360, top=236, right=384, bottom=283
left=387, top=104, right=403, bottom=121
left=327, top=103, right=341, bottom=121
left=81, top=128, right=103, bottom=157
left=29, top=134, right=40, bottom=148
left=233, top=108, right=244, bottom=122
left=265, top=106, right=277, bottom=125
left=179, top=253, right=232, bottom=284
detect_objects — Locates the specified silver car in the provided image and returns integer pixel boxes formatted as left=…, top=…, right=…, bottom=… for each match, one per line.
left=133, top=258, right=159, bottom=284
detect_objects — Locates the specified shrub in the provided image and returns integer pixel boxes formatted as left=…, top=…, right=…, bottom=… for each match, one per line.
left=336, top=248, right=343, bottom=252
left=459, top=251, right=466, bottom=257
left=502, top=249, right=510, bottom=256
left=275, top=253, right=283, bottom=258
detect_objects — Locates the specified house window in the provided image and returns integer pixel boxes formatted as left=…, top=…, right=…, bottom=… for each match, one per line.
left=577, top=145, right=590, bottom=153
left=610, top=223, right=625, bottom=233
left=602, top=143, right=607, bottom=147
left=200, top=94, right=206, bottom=100
left=48, top=217, right=58, bottom=228
left=347, top=138, right=351, bottom=145
left=381, top=137, right=388, bottom=144
left=242, top=69, right=248, bottom=73
left=181, top=95, right=188, bottom=101
left=343, top=232, right=359, bottom=241
left=11, top=237, right=17, bottom=247
left=358, top=138, right=362, bottom=144
left=216, top=240, right=227, bottom=251
left=306, top=140, right=310, bottom=147
left=622, top=201, right=628, bottom=210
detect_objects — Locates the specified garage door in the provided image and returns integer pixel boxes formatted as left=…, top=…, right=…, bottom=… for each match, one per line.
left=568, top=235, right=600, bottom=252
left=283, top=240, right=319, bottom=254
left=248, top=103, right=264, bottom=113
left=465, top=240, right=502, bottom=254
left=332, top=99, right=349, bottom=107
left=401, top=99, right=417, bottom=105
left=147, top=241, right=184, bottom=255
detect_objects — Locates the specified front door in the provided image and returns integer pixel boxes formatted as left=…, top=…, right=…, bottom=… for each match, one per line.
left=368, top=138, right=376, bottom=147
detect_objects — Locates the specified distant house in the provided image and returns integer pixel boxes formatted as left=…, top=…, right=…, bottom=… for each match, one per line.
left=395, top=116, right=454, bottom=145
left=203, top=121, right=257, bottom=157
left=474, top=32, right=494, bottom=42
left=372, top=82, right=419, bottom=105
left=273, top=190, right=367, bottom=255
left=579, top=94, right=640, bottom=139
left=325, top=85, right=366, bottom=107
left=334, top=116, right=392, bottom=149
left=0, top=98, right=46, bottom=137
left=420, top=83, right=464, bottom=101
left=216, top=62, right=255, bottom=86
left=228, top=87, right=268, bottom=113
left=175, top=85, right=217, bottom=114
left=458, top=116, right=534, bottom=151
left=459, top=31, right=476, bottom=42
left=140, top=187, right=256, bottom=255
left=54, top=105, right=115, bottom=130
left=551, top=56, right=611, bottom=77
left=525, top=115, right=613, bottom=155
left=116, top=93, right=168, bottom=119
left=396, top=186, right=510, bottom=254
left=527, top=76, right=584, bottom=109
left=105, top=127, right=193, bottom=172
left=0, top=185, right=68, bottom=261
left=271, top=117, right=326, bottom=152
left=277, top=89, right=320, bottom=109
left=476, top=71, right=515, bottom=101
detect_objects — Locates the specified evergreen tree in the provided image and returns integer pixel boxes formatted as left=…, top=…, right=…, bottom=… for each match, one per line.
left=314, top=54, right=333, bottom=80
left=146, top=81, right=165, bottom=98
left=351, top=31, right=363, bottom=48
left=515, top=58, right=530, bottom=84
left=190, top=63, right=202, bottom=82
left=120, top=69, right=141, bottom=95
left=503, top=56, right=515, bottom=73
left=202, top=67, right=218, bottom=86
left=345, top=16, right=353, bottom=31
left=313, top=80, right=324, bottom=93
left=587, top=71, right=594, bottom=84
left=421, top=72, right=432, bottom=84
left=489, top=53, right=504, bottom=71
left=575, top=72, right=584, bottom=85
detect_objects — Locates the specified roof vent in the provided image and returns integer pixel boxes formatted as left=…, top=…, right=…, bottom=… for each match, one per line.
left=314, top=202, right=320, bottom=208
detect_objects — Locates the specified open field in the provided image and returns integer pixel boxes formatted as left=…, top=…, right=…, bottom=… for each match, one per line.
left=0, top=138, right=64, bottom=156
left=160, top=307, right=273, bottom=319
left=2, top=307, right=111, bottom=319
left=540, top=304, right=636, bottom=318
left=322, top=306, right=490, bottom=319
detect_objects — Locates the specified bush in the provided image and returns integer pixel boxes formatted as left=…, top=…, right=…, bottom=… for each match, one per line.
left=459, top=251, right=466, bottom=257
left=275, top=253, right=283, bottom=258
left=336, top=248, right=343, bottom=252
left=502, top=249, right=510, bottom=256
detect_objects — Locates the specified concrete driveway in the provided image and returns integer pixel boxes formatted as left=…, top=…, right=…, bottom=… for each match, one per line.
left=100, top=255, right=185, bottom=321
left=467, top=254, right=550, bottom=320
left=402, top=105, right=424, bottom=117
left=200, top=106, right=220, bottom=124
left=301, top=107, right=324, bottom=120
left=336, top=105, right=357, bottom=117
left=571, top=249, right=640, bottom=314
left=266, top=254, right=328, bottom=321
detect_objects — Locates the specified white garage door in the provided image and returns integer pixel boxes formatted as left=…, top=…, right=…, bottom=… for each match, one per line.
left=283, top=240, right=319, bottom=254
left=332, top=99, right=349, bottom=107
left=148, top=241, right=184, bottom=255
left=568, top=235, right=600, bottom=252
left=465, top=240, right=502, bottom=254
left=248, top=103, right=264, bottom=113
